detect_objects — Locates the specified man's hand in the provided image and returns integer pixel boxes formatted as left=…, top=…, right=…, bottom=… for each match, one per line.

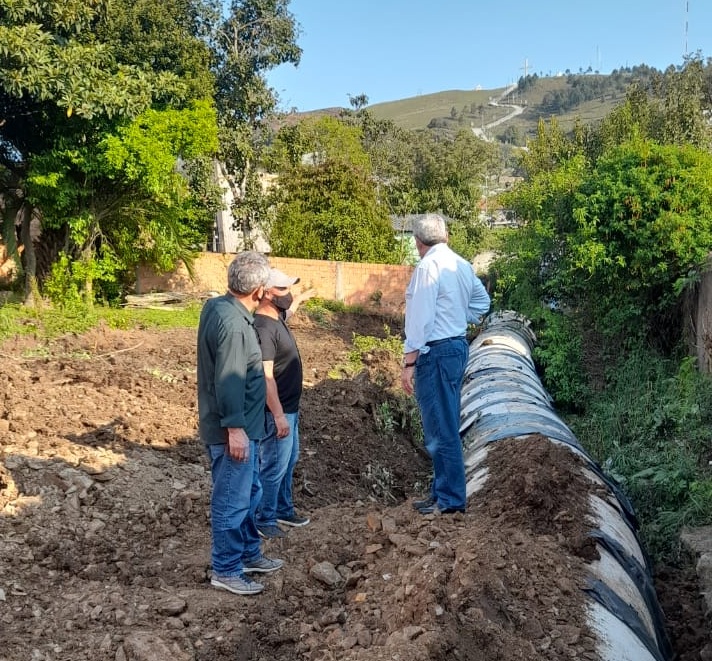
left=274, top=413, right=291, bottom=438
left=227, top=427, right=250, bottom=461
left=401, top=365, right=415, bottom=395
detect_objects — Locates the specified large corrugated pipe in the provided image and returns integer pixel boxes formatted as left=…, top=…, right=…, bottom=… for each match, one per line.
left=460, top=311, right=672, bottom=661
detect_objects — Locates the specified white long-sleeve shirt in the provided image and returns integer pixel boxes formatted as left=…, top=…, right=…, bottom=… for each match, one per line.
left=404, top=243, right=490, bottom=354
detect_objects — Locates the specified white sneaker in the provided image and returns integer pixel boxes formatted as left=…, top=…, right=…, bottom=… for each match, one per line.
left=211, top=573, right=264, bottom=595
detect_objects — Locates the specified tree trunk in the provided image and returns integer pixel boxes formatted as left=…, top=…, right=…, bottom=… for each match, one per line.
left=237, top=158, right=253, bottom=250
left=18, top=204, right=37, bottom=305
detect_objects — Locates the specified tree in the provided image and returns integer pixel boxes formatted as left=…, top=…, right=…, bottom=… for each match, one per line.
left=0, top=0, right=216, bottom=300
left=26, top=101, right=221, bottom=301
left=566, top=140, right=712, bottom=346
left=340, top=109, right=419, bottom=217
left=268, top=116, right=397, bottom=263
left=211, top=0, right=301, bottom=248
left=348, top=93, right=369, bottom=112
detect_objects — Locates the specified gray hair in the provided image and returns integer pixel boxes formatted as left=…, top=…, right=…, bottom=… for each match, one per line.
left=227, top=251, right=270, bottom=294
left=412, top=213, right=448, bottom=246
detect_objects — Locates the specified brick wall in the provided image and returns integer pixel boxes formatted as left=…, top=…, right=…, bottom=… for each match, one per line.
left=135, top=253, right=414, bottom=314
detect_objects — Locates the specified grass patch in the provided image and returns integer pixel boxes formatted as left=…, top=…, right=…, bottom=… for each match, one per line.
left=302, top=297, right=366, bottom=327
left=0, top=301, right=203, bottom=344
left=328, top=328, right=402, bottom=379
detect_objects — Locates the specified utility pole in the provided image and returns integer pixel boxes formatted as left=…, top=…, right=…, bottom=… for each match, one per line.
left=684, top=0, right=689, bottom=57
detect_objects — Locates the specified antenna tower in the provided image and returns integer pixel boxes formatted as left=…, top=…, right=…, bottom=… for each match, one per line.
left=520, top=58, right=530, bottom=78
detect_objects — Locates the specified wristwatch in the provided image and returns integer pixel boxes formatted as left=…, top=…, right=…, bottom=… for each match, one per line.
left=402, top=358, right=416, bottom=368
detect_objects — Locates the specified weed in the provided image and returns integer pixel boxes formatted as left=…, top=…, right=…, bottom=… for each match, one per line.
left=375, top=402, right=396, bottom=435
left=146, top=368, right=179, bottom=383
left=329, top=328, right=403, bottom=379
left=303, top=297, right=367, bottom=328
left=362, top=462, right=397, bottom=503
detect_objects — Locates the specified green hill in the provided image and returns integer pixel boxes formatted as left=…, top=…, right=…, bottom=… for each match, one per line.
left=365, top=87, right=510, bottom=131
left=366, top=66, right=660, bottom=143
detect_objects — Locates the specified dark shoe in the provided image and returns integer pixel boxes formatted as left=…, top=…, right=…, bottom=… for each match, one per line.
left=242, top=555, right=284, bottom=574
left=211, top=573, right=264, bottom=595
left=277, top=513, right=310, bottom=527
left=257, top=524, right=288, bottom=539
left=412, top=497, right=435, bottom=510
left=417, top=503, right=465, bottom=515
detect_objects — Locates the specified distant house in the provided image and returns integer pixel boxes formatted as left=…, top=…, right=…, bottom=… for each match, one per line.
left=487, top=209, right=521, bottom=229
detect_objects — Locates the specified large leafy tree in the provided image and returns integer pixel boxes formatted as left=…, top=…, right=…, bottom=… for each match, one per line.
left=566, top=141, right=712, bottom=343
left=211, top=0, right=301, bottom=248
left=27, top=100, right=220, bottom=300
left=0, top=0, right=219, bottom=300
left=268, top=116, right=398, bottom=263
left=341, top=106, right=499, bottom=260
left=503, top=139, right=712, bottom=349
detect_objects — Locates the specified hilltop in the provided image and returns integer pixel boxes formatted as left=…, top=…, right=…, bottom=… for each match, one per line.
left=288, top=65, right=662, bottom=145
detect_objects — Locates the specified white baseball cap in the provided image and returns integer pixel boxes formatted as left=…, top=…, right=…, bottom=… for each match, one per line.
left=266, top=268, right=300, bottom=288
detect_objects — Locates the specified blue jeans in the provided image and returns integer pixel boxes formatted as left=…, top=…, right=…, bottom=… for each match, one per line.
left=414, top=338, right=468, bottom=510
left=207, top=442, right=263, bottom=576
left=257, top=411, right=300, bottom=526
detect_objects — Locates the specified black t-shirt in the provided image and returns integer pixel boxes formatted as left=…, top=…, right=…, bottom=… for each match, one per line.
left=253, top=314, right=303, bottom=413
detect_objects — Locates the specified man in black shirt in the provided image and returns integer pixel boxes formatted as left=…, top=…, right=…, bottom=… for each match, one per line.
left=254, top=268, right=312, bottom=538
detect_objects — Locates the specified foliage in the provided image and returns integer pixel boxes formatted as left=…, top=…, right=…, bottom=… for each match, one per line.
left=268, top=116, right=399, bottom=263
left=338, top=108, right=498, bottom=258
left=0, top=0, right=221, bottom=301
left=563, top=140, right=712, bottom=344
left=0, top=0, right=303, bottom=301
left=530, top=309, right=590, bottom=409
left=210, top=0, right=301, bottom=248
left=499, top=133, right=712, bottom=359
left=361, top=462, right=397, bottom=502
left=42, top=252, right=115, bottom=307
left=569, top=353, right=712, bottom=561
left=408, top=128, right=498, bottom=224
left=587, top=55, right=712, bottom=160
left=25, top=100, right=220, bottom=302
left=0, top=0, right=184, bottom=126
left=330, top=328, right=403, bottom=379
left=493, top=58, right=712, bottom=563
left=95, top=0, right=216, bottom=102
left=447, top=218, right=487, bottom=262
left=351, top=328, right=404, bottom=358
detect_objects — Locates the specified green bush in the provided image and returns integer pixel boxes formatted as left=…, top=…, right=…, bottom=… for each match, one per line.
left=531, top=309, right=590, bottom=409
left=569, top=351, right=712, bottom=561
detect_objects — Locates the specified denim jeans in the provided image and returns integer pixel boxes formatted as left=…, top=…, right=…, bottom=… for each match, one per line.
left=414, top=337, right=468, bottom=510
left=257, top=411, right=300, bottom=526
left=207, top=441, right=263, bottom=576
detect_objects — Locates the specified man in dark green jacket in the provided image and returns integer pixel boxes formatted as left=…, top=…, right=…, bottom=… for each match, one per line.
left=197, top=251, right=283, bottom=596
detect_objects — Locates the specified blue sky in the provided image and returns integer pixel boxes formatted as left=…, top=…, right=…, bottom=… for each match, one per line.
left=266, top=1, right=711, bottom=111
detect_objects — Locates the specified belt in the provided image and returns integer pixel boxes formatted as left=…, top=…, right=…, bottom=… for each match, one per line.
left=426, top=335, right=466, bottom=347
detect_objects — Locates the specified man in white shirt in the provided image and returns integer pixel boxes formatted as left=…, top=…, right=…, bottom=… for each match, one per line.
left=401, top=213, right=490, bottom=514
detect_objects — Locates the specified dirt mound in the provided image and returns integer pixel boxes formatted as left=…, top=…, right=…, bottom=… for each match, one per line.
left=0, top=311, right=707, bottom=660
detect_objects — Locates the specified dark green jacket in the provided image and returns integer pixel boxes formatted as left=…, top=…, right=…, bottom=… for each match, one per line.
left=197, top=294, right=266, bottom=444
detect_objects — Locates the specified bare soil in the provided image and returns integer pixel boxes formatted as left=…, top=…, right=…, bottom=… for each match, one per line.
left=0, top=309, right=709, bottom=660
